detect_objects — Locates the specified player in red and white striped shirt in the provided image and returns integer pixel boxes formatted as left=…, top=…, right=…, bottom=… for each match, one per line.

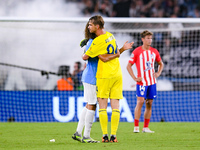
left=127, top=30, right=164, bottom=133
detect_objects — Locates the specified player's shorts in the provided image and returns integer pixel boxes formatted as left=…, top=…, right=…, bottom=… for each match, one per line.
left=136, top=84, right=157, bottom=99
left=83, top=82, right=97, bottom=105
left=96, top=75, right=123, bottom=99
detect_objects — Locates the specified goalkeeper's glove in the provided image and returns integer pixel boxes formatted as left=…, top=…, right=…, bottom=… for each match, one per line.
left=80, top=39, right=89, bottom=48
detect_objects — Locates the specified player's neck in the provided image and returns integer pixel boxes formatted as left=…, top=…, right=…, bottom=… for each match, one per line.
left=142, top=45, right=150, bottom=50
left=96, top=29, right=106, bottom=37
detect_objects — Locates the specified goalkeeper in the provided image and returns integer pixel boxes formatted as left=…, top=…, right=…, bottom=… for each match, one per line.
left=72, top=21, right=120, bottom=143
left=82, top=15, right=134, bottom=143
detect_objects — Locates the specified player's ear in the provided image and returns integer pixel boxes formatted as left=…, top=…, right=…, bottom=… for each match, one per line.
left=96, top=24, right=100, bottom=29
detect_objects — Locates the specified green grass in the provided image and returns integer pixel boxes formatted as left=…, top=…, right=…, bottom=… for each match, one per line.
left=0, top=122, right=200, bottom=150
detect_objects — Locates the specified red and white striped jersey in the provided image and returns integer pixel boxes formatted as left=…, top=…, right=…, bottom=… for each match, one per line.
left=129, top=46, right=161, bottom=86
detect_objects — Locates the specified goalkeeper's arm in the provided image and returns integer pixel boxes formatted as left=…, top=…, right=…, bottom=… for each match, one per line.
left=98, top=50, right=120, bottom=62
left=119, top=41, right=134, bottom=54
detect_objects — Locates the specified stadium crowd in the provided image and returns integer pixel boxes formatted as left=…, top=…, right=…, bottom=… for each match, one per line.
left=69, top=0, right=200, bottom=18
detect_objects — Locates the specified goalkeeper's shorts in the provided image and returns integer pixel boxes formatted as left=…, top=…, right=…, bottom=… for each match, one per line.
left=96, top=76, right=123, bottom=100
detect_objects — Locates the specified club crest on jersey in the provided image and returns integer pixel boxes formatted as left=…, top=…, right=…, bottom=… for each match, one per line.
left=144, top=61, right=153, bottom=71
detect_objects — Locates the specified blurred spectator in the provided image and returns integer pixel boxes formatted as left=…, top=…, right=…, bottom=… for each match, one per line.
left=57, top=65, right=74, bottom=91
left=184, top=0, right=198, bottom=13
left=129, top=1, right=137, bottom=17
left=163, top=0, right=177, bottom=17
left=173, top=5, right=180, bottom=17
left=157, top=9, right=165, bottom=17
left=178, top=4, right=188, bottom=17
left=151, top=1, right=163, bottom=17
left=72, top=61, right=84, bottom=90
left=141, top=0, right=158, bottom=17
left=132, top=0, right=144, bottom=17
left=167, top=14, right=184, bottom=47
left=111, top=0, right=131, bottom=17
left=82, top=0, right=96, bottom=16
left=99, top=0, right=113, bottom=17
left=187, top=5, right=200, bottom=17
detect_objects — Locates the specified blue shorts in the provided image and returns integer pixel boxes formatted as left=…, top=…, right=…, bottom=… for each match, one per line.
left=136, top=84, right=157, bottom=99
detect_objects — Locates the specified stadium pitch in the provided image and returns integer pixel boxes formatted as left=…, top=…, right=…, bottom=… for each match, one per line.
left=0, top=122, right=199, bottom=150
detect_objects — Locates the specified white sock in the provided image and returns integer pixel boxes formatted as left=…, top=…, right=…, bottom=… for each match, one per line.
left=76, top=107, right=87, bottom=135
left=83, top=109, right=95, bottom=138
